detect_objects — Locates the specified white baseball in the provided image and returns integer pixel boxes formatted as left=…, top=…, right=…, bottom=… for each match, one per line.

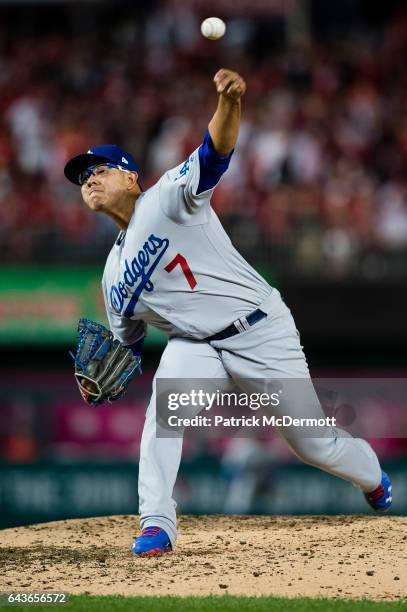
left=201, top=17, right=226, bottom=41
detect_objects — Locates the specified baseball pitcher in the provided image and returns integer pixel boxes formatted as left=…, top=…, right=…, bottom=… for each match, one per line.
left=65, top=69, right=392, bottom=557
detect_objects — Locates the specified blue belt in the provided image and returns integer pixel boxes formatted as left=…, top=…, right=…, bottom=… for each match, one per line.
left=205, top=308, right=267, bottom=342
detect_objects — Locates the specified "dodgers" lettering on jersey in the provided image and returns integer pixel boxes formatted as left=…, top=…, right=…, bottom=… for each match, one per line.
left=109, top=234, right=170, bottom=316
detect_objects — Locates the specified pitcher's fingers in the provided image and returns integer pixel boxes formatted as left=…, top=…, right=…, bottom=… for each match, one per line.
left=214, top=68, right=233, bottom=83
left=226, top=80, right=246, bottom=97
left=216, top=75, right=237, bottom=93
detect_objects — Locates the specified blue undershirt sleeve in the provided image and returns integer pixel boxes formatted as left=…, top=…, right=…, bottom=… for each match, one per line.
left=196, top=129, right=233, bottom=195
left=124, top=336, right=145, bottom=357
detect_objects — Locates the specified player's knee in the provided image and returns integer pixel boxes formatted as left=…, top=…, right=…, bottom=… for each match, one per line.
left=288, top=436, right=337, bottom=468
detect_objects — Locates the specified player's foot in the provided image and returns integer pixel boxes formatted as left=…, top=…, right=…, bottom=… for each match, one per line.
left=364, top=471, right=392, bottom=512
left=131, top=526, right=172, bottom=557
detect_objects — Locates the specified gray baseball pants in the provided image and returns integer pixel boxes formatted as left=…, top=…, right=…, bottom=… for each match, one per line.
left=138, top=289, right=381, bottom=547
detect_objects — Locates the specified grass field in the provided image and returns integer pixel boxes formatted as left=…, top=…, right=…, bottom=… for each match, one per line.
left=0, top=596, right=406, bottom=612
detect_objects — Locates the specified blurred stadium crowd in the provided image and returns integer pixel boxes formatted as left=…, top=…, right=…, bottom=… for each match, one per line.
left=2, top=2, right=407, bottom=278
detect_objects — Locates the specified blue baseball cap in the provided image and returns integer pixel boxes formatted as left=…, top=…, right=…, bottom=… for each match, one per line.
left=64, top=144, right=140, bottom=185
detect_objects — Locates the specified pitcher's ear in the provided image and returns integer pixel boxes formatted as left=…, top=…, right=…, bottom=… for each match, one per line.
left=127, top=171, right=139, bottom=190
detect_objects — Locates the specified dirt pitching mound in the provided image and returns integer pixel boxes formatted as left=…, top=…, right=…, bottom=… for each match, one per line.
left=1, top=515, right=406, bottom=600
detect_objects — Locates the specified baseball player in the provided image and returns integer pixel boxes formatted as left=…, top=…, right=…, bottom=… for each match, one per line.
left=64, top=69, right=392, bottom=557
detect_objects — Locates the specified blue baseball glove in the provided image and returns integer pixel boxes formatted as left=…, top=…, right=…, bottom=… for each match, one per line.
left=70, top=318, right=141, bottom=405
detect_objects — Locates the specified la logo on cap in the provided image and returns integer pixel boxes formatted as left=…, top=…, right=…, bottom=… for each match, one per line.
left=121, top=157, right=129, bottom=164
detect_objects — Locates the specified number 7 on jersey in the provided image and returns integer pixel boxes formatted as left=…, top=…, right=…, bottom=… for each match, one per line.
left=164, top=253, right=197, bottom=289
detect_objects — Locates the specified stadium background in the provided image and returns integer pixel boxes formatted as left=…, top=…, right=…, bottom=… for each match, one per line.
left=1, top=0, right=406, bottom=529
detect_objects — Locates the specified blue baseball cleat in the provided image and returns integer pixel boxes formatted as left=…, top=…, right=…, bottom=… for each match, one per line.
left=364, top=471, right=392, bottom=512
left=131, top=526, right=172, bottom=557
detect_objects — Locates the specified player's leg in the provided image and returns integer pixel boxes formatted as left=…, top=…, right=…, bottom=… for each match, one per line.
left=137, top=337, right=229, bottom=551
left=213, top=290, right=382, bottom=493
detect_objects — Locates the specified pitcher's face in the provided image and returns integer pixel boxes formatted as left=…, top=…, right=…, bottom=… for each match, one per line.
left=80, top=163, right=135, bottom=212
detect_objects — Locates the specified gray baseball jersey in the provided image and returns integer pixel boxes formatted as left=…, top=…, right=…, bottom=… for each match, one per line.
left=102, top=142, right=272, bottom=345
